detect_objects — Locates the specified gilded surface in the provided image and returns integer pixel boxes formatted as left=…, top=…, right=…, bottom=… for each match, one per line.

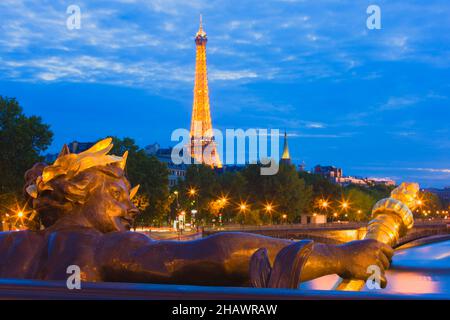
left=335, top=182, right=419, bottom=291
left=0, top=139, right=398, bottom=288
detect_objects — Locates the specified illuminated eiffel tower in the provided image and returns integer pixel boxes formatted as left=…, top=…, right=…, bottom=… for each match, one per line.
left=189, top=15, right=222, bottom=167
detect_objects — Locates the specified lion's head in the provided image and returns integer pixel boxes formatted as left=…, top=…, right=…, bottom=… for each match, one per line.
left=24, top=138, right=140, bottom=232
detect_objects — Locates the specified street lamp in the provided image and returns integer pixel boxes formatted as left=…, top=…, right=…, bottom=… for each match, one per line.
left=216, top=196, right=228, bottom=228
left=187, top=188, right=199, bottom=226
left=321, top=200, right=329, bottom=209
left=238, top=202, right=249, bottom=213
left=219, top=196, right=228, bottom=206
left=331, top=212, right=338, bottom=223
left=339, top=199, right=350, bottom=211
left=188, top=188, right=197, bottom=197
left=173, top=190, right=180, bottom=208
left=263, top=202, right=274, bottom=224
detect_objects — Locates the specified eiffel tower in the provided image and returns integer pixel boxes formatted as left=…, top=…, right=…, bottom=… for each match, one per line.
left=189, top=15, right=222, bottom=167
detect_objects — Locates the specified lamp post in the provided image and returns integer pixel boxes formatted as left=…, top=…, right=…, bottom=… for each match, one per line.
left=238, top=202, right=249, bottom=225
left=239, top=202, right=248, bottom=213
left=173, top=190, right=180, bottom=208
left=319, top=198, right=331, bottom=221
left=218, top=196, right=228, bottom=228
left=188, top=187, right=198, bottom=228
left=264, top=202, right=274, bottom=224
left=333, top=212, right=338, bottom=223
left=188, top=188, right=197, bottom=197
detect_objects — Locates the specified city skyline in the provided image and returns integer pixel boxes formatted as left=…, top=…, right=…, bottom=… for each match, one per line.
left=0, top=0, right=449, bottom=187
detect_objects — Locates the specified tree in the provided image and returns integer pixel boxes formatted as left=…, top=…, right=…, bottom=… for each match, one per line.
left=364, top=183, right=394, bottom=201
left=236, top=209, right=262, bottom=225
left=343, top=187, right=377, bottom=221
left=242, top=163, right=313, bottom=223
left=0, top=97, right=53, bottom=230
left=416, top=191, right=444, bottom=218
left=176, top=164, right=221, bottom=224
left=218, top=171, right=247, bottom=222
left=110, top=137, right=171, bottom=226
left=0, top=96, right=53, bottom=194
left=299, top=171, right=342, bottom=202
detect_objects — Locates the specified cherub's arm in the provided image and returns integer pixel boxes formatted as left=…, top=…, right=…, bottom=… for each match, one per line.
left=96, top=231, right=392, bottom=287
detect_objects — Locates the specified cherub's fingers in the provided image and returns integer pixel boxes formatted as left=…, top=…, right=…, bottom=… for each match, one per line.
left=379, top=243, right=394, bottom=260
left=379, top=252, right=390, bottom=269
left=380, top=273, right=388, bottom=289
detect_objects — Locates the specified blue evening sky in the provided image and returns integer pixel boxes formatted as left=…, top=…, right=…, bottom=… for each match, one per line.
left=0, top=0, right=449, bottom=187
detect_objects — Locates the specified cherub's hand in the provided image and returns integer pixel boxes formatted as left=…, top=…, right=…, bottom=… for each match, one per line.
left=337, top=239, right=394, bottom=288
left=390, top=182, right=420, bottom=211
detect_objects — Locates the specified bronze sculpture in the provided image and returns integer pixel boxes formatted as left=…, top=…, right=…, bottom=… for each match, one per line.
left=0, top=138, right=418, bottom=289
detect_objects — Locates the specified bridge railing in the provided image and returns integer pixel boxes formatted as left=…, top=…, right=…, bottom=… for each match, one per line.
left=204, top=222, right=366, bottom=232
left=204, top=219, right=449, bottom=233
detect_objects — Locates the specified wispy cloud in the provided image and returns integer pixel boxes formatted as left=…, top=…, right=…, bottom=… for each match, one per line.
left=341, top=93, right=429, bottom=125
left=209, top=70, right=259, bottom=81
left=305, top=122, right=325, bottom=129
left=243, top=130, right=354, bottom=139
left=1, top=0, right=449, bottom=89
left=352, top=166, right=450, bottom=175
left=379, top=96, right=420, bottom=111
left=409, top=168, right=450, bottom=174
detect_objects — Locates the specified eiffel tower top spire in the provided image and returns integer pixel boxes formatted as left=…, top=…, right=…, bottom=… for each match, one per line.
left=196, top=14, right=206, bottom=38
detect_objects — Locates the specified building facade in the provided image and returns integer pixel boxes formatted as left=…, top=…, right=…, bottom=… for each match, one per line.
left=313, top=165, right=395, bottom=187
left=314, top=165, right=343, bottom=179
left=300, top=213, right=327, bottom=224
left=145, top=143, right=187, bottom=187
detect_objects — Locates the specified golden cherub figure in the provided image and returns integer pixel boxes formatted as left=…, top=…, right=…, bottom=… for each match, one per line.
left=0, top=138, right=405, bottom=288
